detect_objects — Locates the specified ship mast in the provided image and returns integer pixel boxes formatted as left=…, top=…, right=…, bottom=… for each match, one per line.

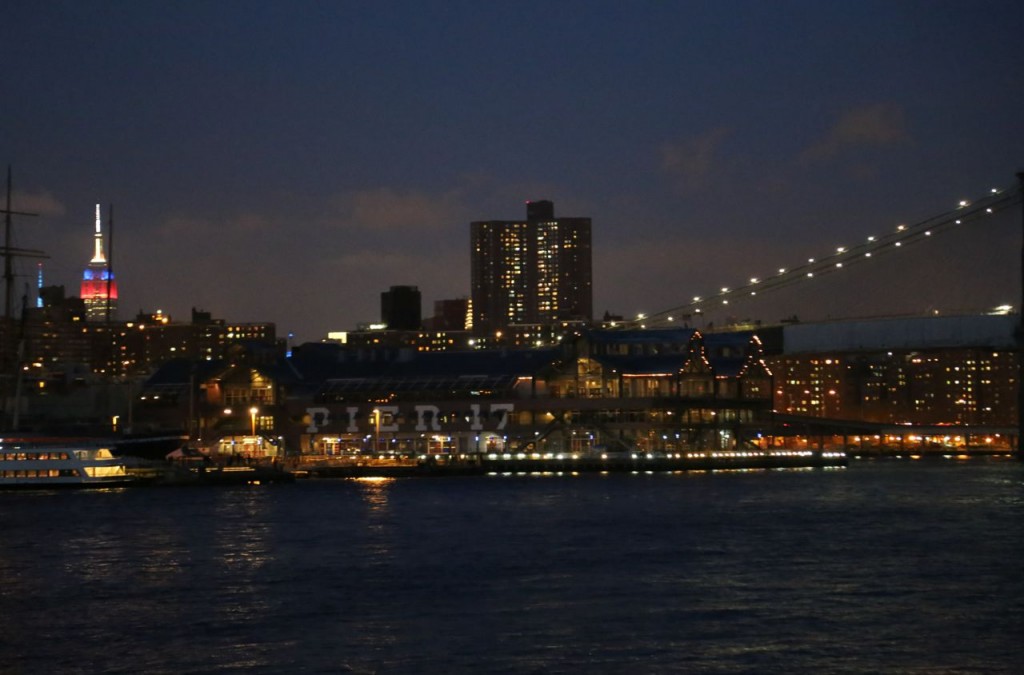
left=0, top=166, right=47, bottom=430
left=2, top=166, right=45, bottom=319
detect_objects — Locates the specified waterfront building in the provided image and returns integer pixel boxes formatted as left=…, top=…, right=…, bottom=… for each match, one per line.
left=764, top=314, right=1017, bottom=427
left=80, top=205, right=117, bottom=322
left=470, top=201, right=592, bottom=337
left=131, top=314, right=1021, bottom=459
left=134, top=327, right=773, bottom=459
left=133, top=339, right=294, bottom=454
left=294, top=327, right=771, bottom=457
left=11, top=306, right=279, bottom=433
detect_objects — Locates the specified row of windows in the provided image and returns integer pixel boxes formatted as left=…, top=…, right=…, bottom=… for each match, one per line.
left=1, top=452, right=71, bottom=461
left=1, top=469, right=77, bottom=478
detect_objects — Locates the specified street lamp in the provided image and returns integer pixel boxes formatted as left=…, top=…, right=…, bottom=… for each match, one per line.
left=372, top=408, right=380, bottom=453
left=249, top=406, right=258, bottom=436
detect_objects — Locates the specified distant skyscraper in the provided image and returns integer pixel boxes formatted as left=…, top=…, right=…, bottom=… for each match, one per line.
left=381, top=285, right=422, bottom=330
left=80, top=204, right=117, bottom=322
left=470, top=201, right=592, bottom=335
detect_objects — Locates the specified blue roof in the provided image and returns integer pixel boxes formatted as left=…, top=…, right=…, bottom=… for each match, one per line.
left=586, top=328, right=694, bottom=344
left=592, top=354, right=688, bottom=375
left=704, top=330, right=754, bottom=347
left=290, top=345, right=563, bottom=384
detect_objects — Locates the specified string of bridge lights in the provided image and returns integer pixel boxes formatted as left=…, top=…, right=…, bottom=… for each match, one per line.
left=626, top=183, right=1024, bottom=329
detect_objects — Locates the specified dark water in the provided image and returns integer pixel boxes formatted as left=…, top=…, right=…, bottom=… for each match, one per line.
left=2, top=460, right=1022, bottom=674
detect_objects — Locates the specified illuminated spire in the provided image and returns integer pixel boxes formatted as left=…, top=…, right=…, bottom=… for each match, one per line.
left=90, top=203, right=106, bottom=264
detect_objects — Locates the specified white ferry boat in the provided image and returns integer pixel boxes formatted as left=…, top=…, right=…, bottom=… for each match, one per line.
left=0, top=444, right=134, bottom=489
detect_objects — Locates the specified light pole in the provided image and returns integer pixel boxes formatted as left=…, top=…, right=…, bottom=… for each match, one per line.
left=249, top=406, right=258, bottom=437
left=372, top=408, right=380, bottom=454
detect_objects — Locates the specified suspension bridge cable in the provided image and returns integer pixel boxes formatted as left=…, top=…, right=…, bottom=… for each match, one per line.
left=624, top=183, right=1023, bottom=329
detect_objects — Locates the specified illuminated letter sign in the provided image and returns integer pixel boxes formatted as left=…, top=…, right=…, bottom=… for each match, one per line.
left=346, top=407, right=359, bottom=433
left=491, top=403, right=513, bottom=430
left=415, top=405, right=441, bottom=431
left=305, top=407, right=331, bottom=433
left=378, top=405, right=399, bottom=432
left=469, top=403, right=483, bottom=431
left=307, top=403, right=516, bottom=433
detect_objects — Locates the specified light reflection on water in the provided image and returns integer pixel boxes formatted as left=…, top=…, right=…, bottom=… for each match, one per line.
left=353, top=476, right=395, bottom=512
left=0, top=461, right=1022, bottom=673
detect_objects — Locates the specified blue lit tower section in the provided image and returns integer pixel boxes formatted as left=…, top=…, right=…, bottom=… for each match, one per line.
left=80, top=204, right=117, bottom=321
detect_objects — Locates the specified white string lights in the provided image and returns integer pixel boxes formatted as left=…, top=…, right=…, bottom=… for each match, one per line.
left=629, top=184, right=1023, bottom=328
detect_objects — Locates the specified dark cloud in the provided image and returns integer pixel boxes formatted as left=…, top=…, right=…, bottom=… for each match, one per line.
left=801, top=103, right=910, bottom=163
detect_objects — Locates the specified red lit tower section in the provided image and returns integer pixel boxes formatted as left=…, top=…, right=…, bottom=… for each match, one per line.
left=80, top=204, right=118, bottom=321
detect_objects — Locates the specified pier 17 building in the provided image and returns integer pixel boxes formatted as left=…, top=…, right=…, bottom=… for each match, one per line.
left=286, top=327, right=775, bottom=459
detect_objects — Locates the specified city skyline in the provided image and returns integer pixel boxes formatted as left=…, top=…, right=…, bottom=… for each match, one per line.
left=3, top=1, right=1023, bottom=342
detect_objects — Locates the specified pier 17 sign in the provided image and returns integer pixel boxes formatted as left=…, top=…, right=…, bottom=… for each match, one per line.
left=305, top=403, right=515, bottom=434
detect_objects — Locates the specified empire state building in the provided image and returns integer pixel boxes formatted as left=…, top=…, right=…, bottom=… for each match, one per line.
left=80, top=204, right=117, bottom=321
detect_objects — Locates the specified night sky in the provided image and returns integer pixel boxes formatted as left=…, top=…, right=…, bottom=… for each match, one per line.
left=4, top=1, right=1023, bottom=343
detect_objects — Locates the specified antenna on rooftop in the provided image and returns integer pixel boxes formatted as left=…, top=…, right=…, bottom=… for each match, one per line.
left=106, top=203, right=114, bottom=324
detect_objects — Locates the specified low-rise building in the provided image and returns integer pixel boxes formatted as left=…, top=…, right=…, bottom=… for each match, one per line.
left=765, top=314, right=1018, bottom=426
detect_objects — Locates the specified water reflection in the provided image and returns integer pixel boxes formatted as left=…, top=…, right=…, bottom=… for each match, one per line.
left=351, top=477, right=397, bottom=567
left=352, top=476, right=394, bottom=514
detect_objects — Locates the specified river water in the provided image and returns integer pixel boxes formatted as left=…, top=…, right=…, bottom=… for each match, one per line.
left=1, top=459, right=1022, bottom=674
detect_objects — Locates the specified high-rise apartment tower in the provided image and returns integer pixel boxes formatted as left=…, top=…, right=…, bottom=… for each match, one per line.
left=470, top=200, right=592, bottom=335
